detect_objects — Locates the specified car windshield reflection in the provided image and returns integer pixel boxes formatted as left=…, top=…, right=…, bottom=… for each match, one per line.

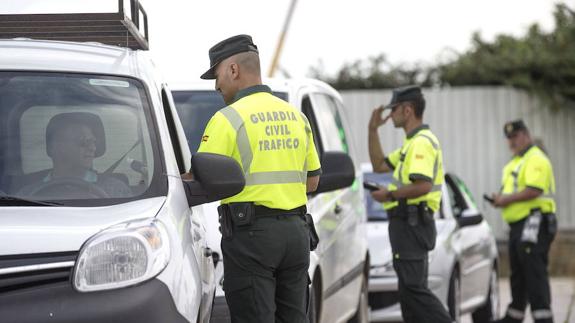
left=363, top=172, right=393, bottom=221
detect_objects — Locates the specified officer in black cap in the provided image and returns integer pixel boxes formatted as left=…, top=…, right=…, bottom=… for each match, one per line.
left=197, top=35, right=322, bottom=323
left=489, top=120, right=557, bottom=323
left=368, top=85, right=453, bottom=323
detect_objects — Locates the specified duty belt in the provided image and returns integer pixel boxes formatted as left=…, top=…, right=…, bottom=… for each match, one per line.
left=387, top=202, right=431, bottom=219
left=254, top=204, right=307, bottom=217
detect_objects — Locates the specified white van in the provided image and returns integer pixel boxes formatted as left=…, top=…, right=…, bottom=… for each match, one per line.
left=172, top=78, right=370, bottom=323
left=0, top=4, right=242, bottom=323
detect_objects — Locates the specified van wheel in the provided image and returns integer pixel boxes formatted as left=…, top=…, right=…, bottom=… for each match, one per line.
left=472, top=265, right=500, bottom=322
left=347, top=274, right=369, bottom=323
left=308, top=279, right=321, bottom=323
left=448, top=269, right=461, bottom=323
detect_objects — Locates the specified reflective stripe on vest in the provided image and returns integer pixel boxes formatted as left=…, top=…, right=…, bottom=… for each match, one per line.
left=220, top=106, right=307, bottom=186
left=392, top=133, right=442, bottom=192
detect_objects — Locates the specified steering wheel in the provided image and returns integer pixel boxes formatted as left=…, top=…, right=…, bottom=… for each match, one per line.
left=26, top=177, right=110, bottom=199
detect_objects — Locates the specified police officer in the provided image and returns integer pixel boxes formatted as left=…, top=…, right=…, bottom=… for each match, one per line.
left=490, top=120, right=557, bottom=323
left=368, top=85, right=452, bottom=323
left=197, top=35, right=322, bottom=323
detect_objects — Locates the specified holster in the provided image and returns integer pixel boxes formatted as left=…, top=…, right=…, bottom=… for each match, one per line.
left=546, top=213, right=557, bottom=236
left=304, top=213, right=320, bottom=251
left=217, top=204, right=233, bottom=240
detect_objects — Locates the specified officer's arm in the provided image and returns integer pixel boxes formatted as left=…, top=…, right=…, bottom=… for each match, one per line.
left=393, top=180, right=432, bottom=199
left=368, top=128, right=393, bottom=173
left=306, top=175, right=320, bottom=193
left=494, top=187, right=542, bottom=207
left=372, top=180, right=431, bottom=202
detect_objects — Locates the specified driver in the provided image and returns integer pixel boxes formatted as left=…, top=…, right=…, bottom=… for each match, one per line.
left=20, top=112, right=132, bottom=198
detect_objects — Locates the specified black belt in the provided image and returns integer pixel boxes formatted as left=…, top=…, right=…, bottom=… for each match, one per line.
left=387, top=203, right=431, bottom=219
left=254, top=205, right=306, bottom=217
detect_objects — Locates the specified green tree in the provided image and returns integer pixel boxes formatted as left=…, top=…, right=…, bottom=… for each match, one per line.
left=438, top=3, right=575, bottom=110
left=308, top=55, right=433, bottom=90
left=310, top=4, right=575, bottom=110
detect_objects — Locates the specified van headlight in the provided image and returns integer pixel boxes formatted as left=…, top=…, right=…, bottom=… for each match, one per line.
left=73, top=218, right=170, bottom=292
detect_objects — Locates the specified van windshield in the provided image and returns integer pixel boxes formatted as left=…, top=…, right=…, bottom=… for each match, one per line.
left=0, top=72, right=165, bottom=206
left=172, top=90, right=288, bottom=153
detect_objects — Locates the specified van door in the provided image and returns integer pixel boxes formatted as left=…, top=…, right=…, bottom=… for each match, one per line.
left=446, top=174, right=492, bottom=304
left=161, top=86, right=212, bottom=287
left=304, top=92, right=364, bottom=321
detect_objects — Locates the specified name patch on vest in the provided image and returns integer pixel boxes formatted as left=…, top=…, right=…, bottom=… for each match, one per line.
left=250, top=110, right=302, bottom=151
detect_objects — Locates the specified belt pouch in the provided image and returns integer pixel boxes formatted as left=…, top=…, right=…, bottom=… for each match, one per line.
left=521, top=208, right=542, bottom=244
left=228, top=202, right=255, bottom=227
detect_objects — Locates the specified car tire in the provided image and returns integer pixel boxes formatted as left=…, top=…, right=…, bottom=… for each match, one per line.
left=448, top=268, right=461, bottom=323
left=347, top=274, right=369, bottom=323
left=308, top=279, right=320, bottom=323
left=472, top=265, right=500, bottom=323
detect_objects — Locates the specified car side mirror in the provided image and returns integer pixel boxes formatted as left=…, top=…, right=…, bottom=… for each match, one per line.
left=457, top=208, right=484, bottom=227
left=183, top=153, right=245, bottom=206
left=314, top=152, right=355, bottom=194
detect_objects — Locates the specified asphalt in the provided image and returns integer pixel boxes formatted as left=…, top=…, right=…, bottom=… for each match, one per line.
left=209, top=278, right=575, bottom=323
left=462, top=278, right=575, bottom=323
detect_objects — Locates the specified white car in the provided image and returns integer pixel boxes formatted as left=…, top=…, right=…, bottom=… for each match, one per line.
left=0, top=4, right=234, bottom=322
left=171, top=78, right=370, bottom=323
left=362, top=164, right=500, bottom=322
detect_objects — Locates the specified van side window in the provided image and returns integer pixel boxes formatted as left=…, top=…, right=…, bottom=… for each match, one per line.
left=310, top=94, right=346, bottom=152
left=161, top=88, right=185, bottom=174
left=301, top=95, right=324, bottom=156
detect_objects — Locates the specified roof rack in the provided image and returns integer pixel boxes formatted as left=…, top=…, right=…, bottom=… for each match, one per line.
left=0, top=0, right=149, bottom=50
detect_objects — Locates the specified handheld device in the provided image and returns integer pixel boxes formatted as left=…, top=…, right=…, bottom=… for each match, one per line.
left=363, top=181, right=381, bottom=192
left=483, top=194, right=495, bottom=204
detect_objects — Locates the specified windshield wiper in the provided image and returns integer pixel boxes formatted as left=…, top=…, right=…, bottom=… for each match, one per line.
left=0, top=195, right=63, bottom=206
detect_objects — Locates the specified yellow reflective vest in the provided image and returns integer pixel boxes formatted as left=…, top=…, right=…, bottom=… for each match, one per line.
left=198, top=85, right=321, bottom=210
left=501, top=145, right=556, bottom=223
left=383, top=126, right=444, bottom=212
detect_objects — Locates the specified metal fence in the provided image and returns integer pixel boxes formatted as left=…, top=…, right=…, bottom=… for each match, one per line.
left=340, top=86, right=575, bottom=239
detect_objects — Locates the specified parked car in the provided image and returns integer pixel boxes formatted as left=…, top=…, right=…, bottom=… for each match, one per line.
left=362, top=164, right=499, bottom=323
left=171, top=78, right=370, bottom=323
left=0, top=5, right=236, bottom=322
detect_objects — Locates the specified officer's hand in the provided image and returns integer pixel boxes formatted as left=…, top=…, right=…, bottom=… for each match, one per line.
left=371, top=187, right=390, bottom=202
left=369, top=106, right=391, bottom=131
left=181, top=172, right=194, bottom=181
left=492, top=193, right=506, bottom=207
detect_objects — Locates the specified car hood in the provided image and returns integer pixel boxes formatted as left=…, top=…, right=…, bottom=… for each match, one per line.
left=367, top=219, right=450, bottom=266
left=0, top=197, right=166, bottom=255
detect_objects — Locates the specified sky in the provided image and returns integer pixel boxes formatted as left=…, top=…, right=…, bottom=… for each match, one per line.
left=1, top=0, right=573, bottom=84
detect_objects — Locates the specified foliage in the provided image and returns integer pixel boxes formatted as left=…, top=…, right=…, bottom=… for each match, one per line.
left=309, top=4, right=575, bottom=110
left=438, top=3, right=575, bottom=110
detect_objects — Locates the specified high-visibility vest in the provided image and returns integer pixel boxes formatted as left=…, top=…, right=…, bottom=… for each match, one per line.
left=198, top=85, right=321, bottom=210
left=501, top=145, right=556, bottom=223
left=383, top=126, right=444, bottom=213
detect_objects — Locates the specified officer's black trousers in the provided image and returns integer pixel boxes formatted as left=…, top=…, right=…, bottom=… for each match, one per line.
left=499, top=217, right=555, bottom=323
left=388, top=213, right=452, bottom=323
left=393, top=256, right=453, bottom=323
left=221, top=214, right=310, bottom=323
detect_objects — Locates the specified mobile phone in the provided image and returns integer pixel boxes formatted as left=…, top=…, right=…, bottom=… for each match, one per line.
left=363, top=181, right=381, bottom=192
left=483, top=194, right=494, bottom=204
